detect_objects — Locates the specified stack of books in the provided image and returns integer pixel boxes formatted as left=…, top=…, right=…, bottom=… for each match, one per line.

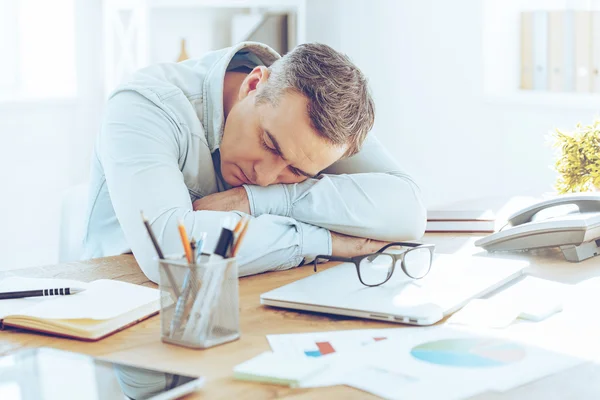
left=426, top=209, right=496, bottom=233
left=426, top=196, right=536, bottom=233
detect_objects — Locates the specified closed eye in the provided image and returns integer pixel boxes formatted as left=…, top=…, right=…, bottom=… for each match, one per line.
left=260, top=138, right=278, bottom=155
left=288, top=166, right=303, bottom=177
left=261, top=139, right=301, bottom=176
left=261, top=131, right=316, bottom=179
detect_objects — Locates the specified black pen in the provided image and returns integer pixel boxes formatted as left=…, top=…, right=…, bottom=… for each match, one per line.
left=0, top=287, right=86, bottom=300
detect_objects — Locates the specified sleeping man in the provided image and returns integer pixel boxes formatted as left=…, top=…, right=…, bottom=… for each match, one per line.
left=82, top=42, right=426, bottom=282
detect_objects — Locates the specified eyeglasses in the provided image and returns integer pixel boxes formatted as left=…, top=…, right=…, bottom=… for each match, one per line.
left=313, top=242, right=435, bottom=287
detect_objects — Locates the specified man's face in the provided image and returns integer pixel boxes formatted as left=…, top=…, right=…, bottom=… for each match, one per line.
left=220, top=68, right=346, bottom=188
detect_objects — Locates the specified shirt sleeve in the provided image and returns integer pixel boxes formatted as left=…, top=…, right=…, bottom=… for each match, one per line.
left=243, top=134, right=427, bottom=242
left=99, top=91, right=330, bottom=283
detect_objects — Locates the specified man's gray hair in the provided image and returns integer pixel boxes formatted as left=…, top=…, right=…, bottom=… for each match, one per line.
left=256, top=43, right=375, bottom=157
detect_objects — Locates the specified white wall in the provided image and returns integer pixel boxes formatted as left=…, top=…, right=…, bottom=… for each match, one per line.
left=307, top=0, right=599, bottom=208
left=0, top=0, right=103, bottom=271
left=0, top=102, right=74, bottom=269
left=148, top=7, right=243, bottom=63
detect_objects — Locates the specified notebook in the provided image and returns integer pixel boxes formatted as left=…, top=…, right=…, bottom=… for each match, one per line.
left=0, top=277, right=160, bottom=341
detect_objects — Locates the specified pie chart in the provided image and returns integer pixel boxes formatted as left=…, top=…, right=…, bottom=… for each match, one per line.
left=411, top=338, right=526, bottom=368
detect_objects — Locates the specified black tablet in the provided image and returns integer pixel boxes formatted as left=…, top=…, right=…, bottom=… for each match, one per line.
left=0, top=347, right=204, bottom=400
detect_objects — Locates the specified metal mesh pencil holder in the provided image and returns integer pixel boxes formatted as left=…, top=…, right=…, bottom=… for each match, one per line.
left=158, top=255, right=239, bottom=349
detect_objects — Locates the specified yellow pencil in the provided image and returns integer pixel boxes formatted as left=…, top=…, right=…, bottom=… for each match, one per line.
left=233, top=217, right=246, bottom=236
left=232, top=218, right=250, bottom=257
left=178, top=218, right=193, bottom=263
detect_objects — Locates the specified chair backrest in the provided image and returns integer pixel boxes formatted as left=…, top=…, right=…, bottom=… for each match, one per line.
left=58, top=183, right=89, bottom=263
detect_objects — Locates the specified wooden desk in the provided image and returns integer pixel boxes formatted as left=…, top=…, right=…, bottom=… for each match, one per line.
left=2, top=233, right=600, bottom=399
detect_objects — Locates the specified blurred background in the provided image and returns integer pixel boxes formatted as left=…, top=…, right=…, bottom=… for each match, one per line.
left=1, top=0, right=600, bottom=270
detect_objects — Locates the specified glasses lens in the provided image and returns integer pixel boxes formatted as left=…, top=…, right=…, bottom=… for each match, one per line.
left=358, top=253, right=394, bottom=285
left=403, top=247, right=432, bottom=279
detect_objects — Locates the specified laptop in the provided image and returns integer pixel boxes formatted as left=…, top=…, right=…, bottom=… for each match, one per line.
left=260, top=254, right=527, bottom=325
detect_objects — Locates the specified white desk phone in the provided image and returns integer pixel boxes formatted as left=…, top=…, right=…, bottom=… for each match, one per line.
left=475, top=193, right=600, bottom=262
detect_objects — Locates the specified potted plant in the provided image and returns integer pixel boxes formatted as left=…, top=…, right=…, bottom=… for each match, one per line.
left=551, top=119, right=600, bottom=194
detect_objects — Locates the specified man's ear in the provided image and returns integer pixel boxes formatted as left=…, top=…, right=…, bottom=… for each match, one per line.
left=238, top=66, right=270, bottom=100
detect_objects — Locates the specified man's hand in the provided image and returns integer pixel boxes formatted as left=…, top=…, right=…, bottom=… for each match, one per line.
left=192, top=187, right=250, bottom=214
left=331, top=231, right=389, bottom=258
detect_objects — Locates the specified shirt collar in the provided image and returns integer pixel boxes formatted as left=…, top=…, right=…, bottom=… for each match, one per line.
left=203, top=42, right=280, bottom=152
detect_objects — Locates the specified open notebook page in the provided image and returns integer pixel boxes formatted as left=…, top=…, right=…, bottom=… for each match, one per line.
left=0, top=277, right=89, bottom=319
left=1, top=278, right=159, bottom=320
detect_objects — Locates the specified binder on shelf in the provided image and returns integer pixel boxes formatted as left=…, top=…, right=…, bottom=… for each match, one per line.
left=592, top=11, right=600, bottom=92
left=563, top=10, right=576, bottom=92
left=548, top=11, right=565, bottom=91
left=520, top=11, right=534, bottom=90
left=532, top=11, right=548, bottom=91
left=574, top=11, right=592, bottom=93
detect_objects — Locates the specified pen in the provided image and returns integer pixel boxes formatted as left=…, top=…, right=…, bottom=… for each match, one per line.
left=190, top=238, right=197, bottom=265
left=196, top=232, right=206, bottom=263
left=0, top=287, right=86, bottom=300
left=213, top=227, right=233, bottom=260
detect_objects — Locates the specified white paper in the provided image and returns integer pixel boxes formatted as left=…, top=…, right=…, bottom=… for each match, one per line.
left=343, top=366, right=417, bottom=400
left=9, top=279, right=159, bottom=320
left=492, top=277, right=600, bottom=363
left=490, top=276, right=568, bottom=321
left=345, top=326, right=581, bottom=393
left=447, top=298, right=521, bottom=329
left=272, top=326, right=582, bottom=398
left=267, top=328, right=404, bottom=359
left=0, top=277, right=89, bottom=319
left=342, top=365, right=480, bottom=400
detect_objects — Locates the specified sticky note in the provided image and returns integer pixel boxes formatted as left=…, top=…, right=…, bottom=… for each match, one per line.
left=491, top=276, right=567, bottom=322
left=233, top=351, right=327, bottom=387
left=447, top=299, right=521, bottom=329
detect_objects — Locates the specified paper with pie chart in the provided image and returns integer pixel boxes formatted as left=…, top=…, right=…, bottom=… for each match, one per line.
left=410, top=338, right=526, bottom=368
left=267, top=328, right=402, bottom=358
left=353, top=327, right=581, bottom=394
left=269, top=326, right=582, bottom=398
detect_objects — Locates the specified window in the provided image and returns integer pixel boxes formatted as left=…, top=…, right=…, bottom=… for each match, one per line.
left=0, top=0, right=76, bottom=100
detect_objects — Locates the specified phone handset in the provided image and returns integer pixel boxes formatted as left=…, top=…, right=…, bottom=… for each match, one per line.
left=506, top=193, right=600, bottom=227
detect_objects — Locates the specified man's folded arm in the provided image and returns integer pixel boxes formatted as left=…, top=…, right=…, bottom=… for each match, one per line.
left=243, top=134, right=427, bottom=242
left=100, top=91, right=330, bottom=283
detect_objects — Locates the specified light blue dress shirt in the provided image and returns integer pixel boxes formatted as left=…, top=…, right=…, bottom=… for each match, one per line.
left=82, top=42, right=426, bottom=283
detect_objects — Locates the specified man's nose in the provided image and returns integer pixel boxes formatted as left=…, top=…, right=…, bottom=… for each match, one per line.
left=254, top=159, right=287, bottom=187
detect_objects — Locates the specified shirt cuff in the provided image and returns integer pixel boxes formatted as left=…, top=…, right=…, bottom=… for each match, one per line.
left=297, top=222, right=332, bottom=262
left=243, top=184, right=290, bottom=217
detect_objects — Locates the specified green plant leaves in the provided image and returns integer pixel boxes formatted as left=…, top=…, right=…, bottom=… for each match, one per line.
left=551, top=120, right=600, bottom=194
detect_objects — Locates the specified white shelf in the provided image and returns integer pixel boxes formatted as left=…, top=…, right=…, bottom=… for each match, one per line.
left=102, top=0, right=306, bottom=97
left=483, top=0, right=600, bottom=108
left=144, top=0, right=304, bottom=9
left=484, top=91, right=600, bottom=109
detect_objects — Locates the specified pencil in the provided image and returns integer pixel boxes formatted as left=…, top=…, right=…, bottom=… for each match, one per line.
left=141, top=211, right=180, bottom=299
left=232, top=218, right=250, bottom=257
left=233, top=217, right=245, bottom=236
left=141, top=211, right=164, bottom=259
left=178, top=218, right=194, bottom=264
